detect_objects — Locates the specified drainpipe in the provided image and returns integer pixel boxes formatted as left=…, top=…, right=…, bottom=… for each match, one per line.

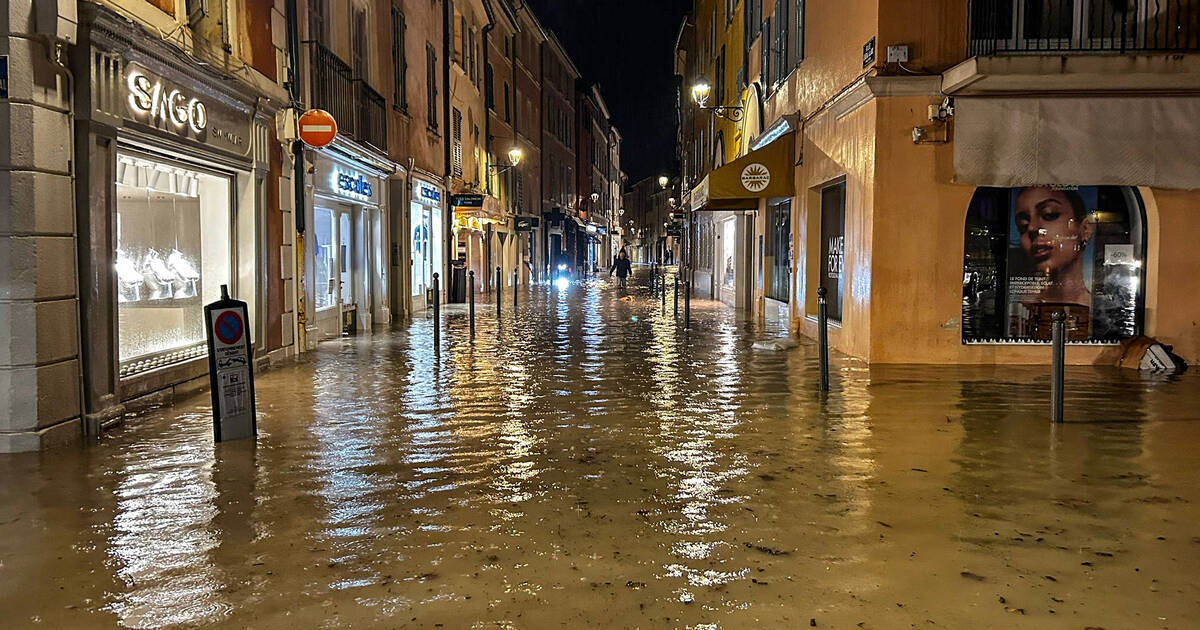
left=285, top=0, right=306, bottom=351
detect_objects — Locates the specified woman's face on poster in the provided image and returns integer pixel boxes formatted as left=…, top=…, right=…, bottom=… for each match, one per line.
left=1015, top=187, right=1092, bottom=274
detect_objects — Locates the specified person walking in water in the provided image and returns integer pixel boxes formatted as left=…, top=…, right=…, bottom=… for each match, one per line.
left=610, top=249, right=632, bottom=289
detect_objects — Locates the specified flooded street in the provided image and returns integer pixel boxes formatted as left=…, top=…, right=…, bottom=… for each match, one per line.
left=2, top=268, right=1199, bottom=629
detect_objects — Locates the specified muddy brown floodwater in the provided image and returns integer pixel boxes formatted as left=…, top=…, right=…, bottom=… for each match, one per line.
left=2, top=269, right=1199, bottom=629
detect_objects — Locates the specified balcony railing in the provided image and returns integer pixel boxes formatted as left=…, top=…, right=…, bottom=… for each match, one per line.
left=308, top=42, right=388, bottom=152
left=968, top=0, right=1200, bottom=56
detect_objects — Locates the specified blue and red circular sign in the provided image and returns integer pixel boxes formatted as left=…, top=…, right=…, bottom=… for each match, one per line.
left=214, top=311, right=244, bottom=345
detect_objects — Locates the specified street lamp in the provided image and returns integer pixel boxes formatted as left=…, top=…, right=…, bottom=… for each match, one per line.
left=658, top=175, right=669, bottom=188
left=590, top=191, right=600, bottom=203
left=692, top=81, right=743, bottom=122
left=489, top=147, right=523, bottom=174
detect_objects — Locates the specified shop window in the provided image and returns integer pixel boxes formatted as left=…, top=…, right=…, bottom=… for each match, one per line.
left=819, top=181, right=846, bottom=322
left=115, top=153, right=231, bottom=376
left=766, top=200, right=791, bottom=302
left=314, top=208, right=336, bottom=310
left=962, top=186, right=1145, bottom=343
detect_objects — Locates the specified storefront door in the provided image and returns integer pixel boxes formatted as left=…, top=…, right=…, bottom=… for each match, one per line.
left=719, top=217, right=738, bottom=306
left=314, top=204, right=359, bottom=337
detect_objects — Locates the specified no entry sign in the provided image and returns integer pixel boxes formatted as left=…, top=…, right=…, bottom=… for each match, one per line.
left=204, top=285, right=257, bottom=442
left=298, top=108, right=338, bottom=148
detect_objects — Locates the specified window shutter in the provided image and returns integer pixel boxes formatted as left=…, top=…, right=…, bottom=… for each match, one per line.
left=760, top=17, right=771, bottom=88
left=452, top=108, right=463, bottom=178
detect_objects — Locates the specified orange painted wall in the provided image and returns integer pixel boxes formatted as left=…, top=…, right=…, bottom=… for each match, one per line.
left=1143, top=189, right=1200, bottom=363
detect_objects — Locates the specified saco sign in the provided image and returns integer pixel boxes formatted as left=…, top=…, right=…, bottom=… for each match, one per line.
left=127, top=70, right=208, bottom=135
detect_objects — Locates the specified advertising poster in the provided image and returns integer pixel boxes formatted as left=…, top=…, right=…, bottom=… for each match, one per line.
left=1001, top=185, right=1140, bottom=341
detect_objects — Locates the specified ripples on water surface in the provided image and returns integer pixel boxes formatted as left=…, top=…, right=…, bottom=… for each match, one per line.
left=2, top=269, right=1199, bottom=629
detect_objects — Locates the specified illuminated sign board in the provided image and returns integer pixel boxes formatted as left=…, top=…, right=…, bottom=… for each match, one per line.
left=334, top=170, right=373, bottom=200
left=124, top=63, right=247, bottom=151
left=415, top=180, right=442, bottom=204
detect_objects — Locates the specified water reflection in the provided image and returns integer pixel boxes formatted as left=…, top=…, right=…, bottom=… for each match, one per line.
left=0, top=268, right=1197, bottom=629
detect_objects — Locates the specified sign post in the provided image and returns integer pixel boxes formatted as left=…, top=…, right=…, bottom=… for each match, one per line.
left=204, top=285, right=257, bottom=442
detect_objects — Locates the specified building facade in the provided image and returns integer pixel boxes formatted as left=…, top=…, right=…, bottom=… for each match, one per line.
left=678, top=0, right=1200, bottom=365
left=539, top=32, right=580, bottom=276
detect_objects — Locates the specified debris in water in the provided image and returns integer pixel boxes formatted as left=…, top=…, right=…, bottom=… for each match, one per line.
left=960, top=571, right=986, bottom=581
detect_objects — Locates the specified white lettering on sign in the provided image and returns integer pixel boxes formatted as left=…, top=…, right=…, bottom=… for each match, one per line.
left=334, top=170, right=373, bottom=200
left=826, top=236, right=844, bottom=279
left=128, top=71, right=208, bottom=134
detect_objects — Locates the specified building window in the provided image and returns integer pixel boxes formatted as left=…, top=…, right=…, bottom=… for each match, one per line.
left=503, top=82, right=511, bottom=123
left=452, top=107, right=463, bottom=178
left=819, top=181, right=845, bottom=322
left=760, top=17, right=771, bottom=89
left=426, top=45, right=438, bottom=131
left=773, top=0, right=788, bottom=85
left=391, top=6, right=407, bottom=110
left=115, top=153, right=231, bottom=374
left=792, top=0, right=806, bottom=67
left=485, top=63, right=494, bottom=110
left=308, top=0, right=328, bottom=45
left=962, top=186, right=1145, bottom=343
left=352, top=6, right=368, bottom=79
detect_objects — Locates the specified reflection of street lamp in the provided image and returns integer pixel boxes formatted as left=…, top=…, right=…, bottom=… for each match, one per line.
left=692, top=81, right=743, bottom=122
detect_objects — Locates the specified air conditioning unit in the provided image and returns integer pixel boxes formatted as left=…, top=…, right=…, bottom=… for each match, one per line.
left=35, top=0, right=78, bottom=45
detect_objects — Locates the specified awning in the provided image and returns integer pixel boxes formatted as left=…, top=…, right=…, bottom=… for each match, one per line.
left=690, top=133, right=795, bottom=211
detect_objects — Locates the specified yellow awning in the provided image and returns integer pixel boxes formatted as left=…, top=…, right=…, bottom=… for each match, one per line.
left=690, top=133, right=795, bottom=211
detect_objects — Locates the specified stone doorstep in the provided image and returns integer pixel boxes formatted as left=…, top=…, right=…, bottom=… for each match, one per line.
left=0, top=416, right=82, bottom=453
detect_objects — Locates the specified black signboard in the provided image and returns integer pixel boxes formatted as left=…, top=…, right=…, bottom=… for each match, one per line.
left=863, top=37, right=876, bottom=68
left=204, top=285, right=258, bottom=442
left=451, top=194, right=485, bottom=208
left=516, top=216, right=540, bottom=231
left=820, top=182, right=846, bottom=322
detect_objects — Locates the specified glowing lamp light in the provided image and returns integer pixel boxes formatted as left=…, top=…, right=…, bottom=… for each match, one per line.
left=658, top=175, right=669, bottom=188
left=507, top=147, right=523, bottom=167
left=590, top=192, right=600, bottom=203
left=691, top=82, right=711, bottom=107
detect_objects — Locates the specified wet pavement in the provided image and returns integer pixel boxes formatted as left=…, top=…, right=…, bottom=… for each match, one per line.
left=2, top=267, right=1199, bottom=629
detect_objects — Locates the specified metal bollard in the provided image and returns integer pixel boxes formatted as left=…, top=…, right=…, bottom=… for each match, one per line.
left=432, top=272, right=441, bottom=351
left=1051, top=310, right=1066, bottom=423
left=513, top=269, right=518, bottom=309
left=817, top=287, right=829, bottom=392
left=495, top=266, right=502, bottom=318
left=673, top=274, right=679, bottom=318
left=468, top=270, right=476, bottom=339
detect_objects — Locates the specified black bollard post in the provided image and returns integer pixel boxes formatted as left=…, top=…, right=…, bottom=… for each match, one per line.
left=432, top=272, right=441, bottom=352
left=1051, top=310, right=1066, bottom=423
left=495, top=266, right=502, bottom=318
left=513, top=269, right=518, bottom=309
left=468, top=270, right=476, bottom=339
left=673, top=274, right=679, bottom=318
left=651, top=262, right=656, bottom=296
left=817, top=287, right=829, bottom=392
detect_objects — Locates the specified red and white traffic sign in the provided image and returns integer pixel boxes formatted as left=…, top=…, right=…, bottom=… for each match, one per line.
left=213, top=310, right=244, bottom=346
left=298, top=109, right=338, bottom=148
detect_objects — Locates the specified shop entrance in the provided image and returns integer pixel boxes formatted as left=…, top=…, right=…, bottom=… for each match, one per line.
left=314, top=204, right=361, bottom=337
left=718, top=217, right=738, bottom=307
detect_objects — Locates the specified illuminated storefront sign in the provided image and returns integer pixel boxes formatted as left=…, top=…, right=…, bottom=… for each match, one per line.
left=334, top=170, right=373, bottom=200
left=415, top=180, right=442, bottom=204
left=128, top=70, right=208, bottom=134
left=124, top=63, right=247, bottom=151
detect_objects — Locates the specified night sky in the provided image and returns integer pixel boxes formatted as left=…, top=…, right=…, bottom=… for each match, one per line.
left=525, top=0, right=692, bottom=185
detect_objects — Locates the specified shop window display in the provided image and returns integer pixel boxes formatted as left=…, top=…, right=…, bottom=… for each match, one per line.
left=962, top=186, right=1145, bottom=343
left=116, top=154, right=231, bottom=376
left=314, top=208, right=336, bottom=310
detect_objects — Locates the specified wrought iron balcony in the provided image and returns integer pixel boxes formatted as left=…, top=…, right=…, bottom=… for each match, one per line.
left=968, top=0, right=1200, bottom=56
left=307, top=42, right=388, bottom=153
